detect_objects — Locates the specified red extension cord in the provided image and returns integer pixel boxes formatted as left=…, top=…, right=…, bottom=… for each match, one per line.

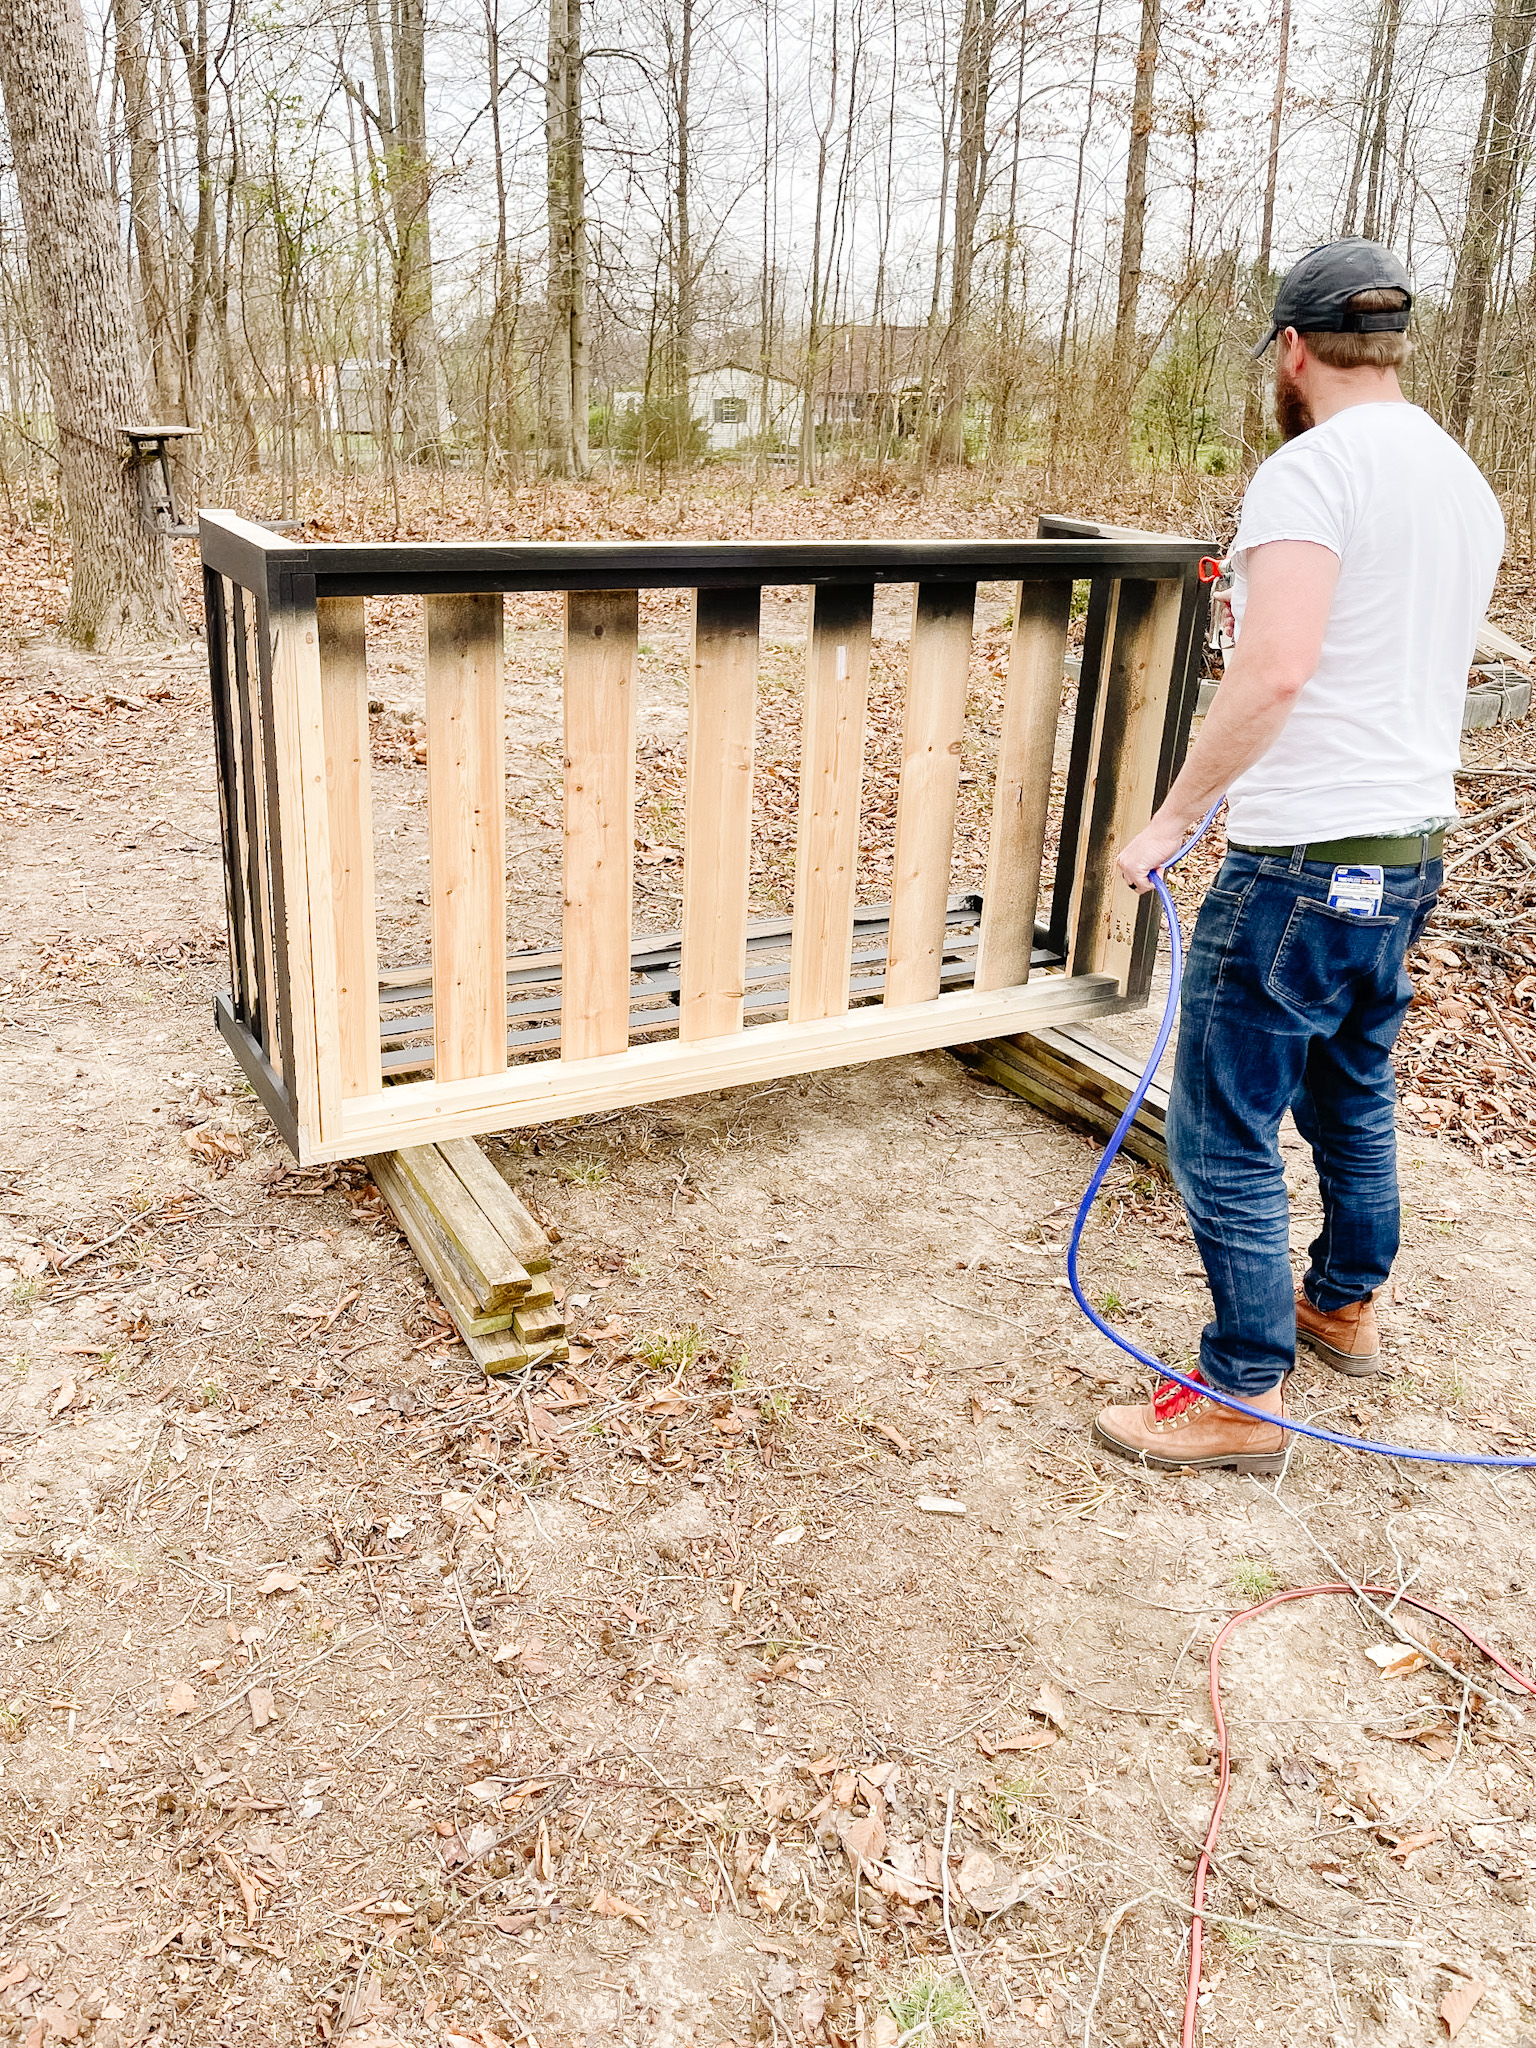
left=1182, top=1586, right=1536, bottom=2048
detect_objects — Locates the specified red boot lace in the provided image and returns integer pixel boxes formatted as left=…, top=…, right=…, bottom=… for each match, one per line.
left=1153, top=1372, right=1209, bottom=1423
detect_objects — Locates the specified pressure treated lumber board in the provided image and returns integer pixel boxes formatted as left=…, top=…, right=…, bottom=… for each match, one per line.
left=389, top=1144, right=532, bottom=1310
left=681, top=586, right=759, bottom=1039
left=957, top=1023, right=1170, bottom=1171
left=368, top=1138, right=568, bottom=1374
left=435, top=1137, right=553, bottom=1275
left=885, top=582, right=975, bottom=1007
left=367, top=1151, right=521, bottom=1338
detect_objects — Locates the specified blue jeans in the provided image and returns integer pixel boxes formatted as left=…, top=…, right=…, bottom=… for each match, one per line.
left=1166, top=849, right=1441, bottom=1397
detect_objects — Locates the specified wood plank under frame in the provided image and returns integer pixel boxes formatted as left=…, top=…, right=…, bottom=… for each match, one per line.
left=326, top=970, right=1126, bottom=1161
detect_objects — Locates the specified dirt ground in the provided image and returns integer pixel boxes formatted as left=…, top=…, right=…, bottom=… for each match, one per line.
left=1, top=476, right=1534, bottom=2048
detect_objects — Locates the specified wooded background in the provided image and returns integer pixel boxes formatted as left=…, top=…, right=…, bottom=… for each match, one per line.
left=0, top=0, right=1534, bottom=641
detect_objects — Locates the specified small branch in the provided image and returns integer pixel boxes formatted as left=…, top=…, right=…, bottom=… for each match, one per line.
left=941, top=1787, right=986, bottom=2037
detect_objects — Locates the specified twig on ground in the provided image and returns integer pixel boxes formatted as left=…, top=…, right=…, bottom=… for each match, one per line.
left=1256, top=1485, right=1511, bottom=1696
left=1482, top=999, right=1536, bottom=1083
left=941, top=1786, right=985, bottom=2037
left=931, top=1293, right=1033, bottom=1335
left=127, top=1421, right=164, bottom=1519
left=452, top=1569, right=486, bottom=1650
left=1082, top=1892, right=1164, bottom=2048
left=1381, top=1679, right=1473, bottom=1831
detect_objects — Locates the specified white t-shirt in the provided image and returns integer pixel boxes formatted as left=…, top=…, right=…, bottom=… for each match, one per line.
left=1226, top=401, right=1505, bottom=845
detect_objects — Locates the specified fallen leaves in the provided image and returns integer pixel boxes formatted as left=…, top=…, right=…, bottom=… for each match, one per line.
left=1033, top=1679, right=1072, bottom=1732
left=164, top=1681, right=196, bottom=1716
left=1440, top=1978, right=1487, bottom=2038
left=589, top=1888, right=648, bottom=1929
left=248, top=1687, right=275, bottom=1731
left=260, top=1568, right=302, bottom=1597
left=1365, top=1641, right=1429, bottom=1679
left=976, top=1727, right=1057, bottom=1757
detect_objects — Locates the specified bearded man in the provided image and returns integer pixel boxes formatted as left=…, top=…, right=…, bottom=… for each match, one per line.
left=1094, top=238, right=1505, bottom=1474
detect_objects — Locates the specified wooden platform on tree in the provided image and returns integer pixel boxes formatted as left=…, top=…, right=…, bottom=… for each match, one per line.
left=955, top=1023, right=1170, bottom=1171
left=367, top=1139, right=567, bottom=1375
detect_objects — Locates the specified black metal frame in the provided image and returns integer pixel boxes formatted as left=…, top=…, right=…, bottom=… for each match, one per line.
left=201, top=514, right=1211, bottom=1152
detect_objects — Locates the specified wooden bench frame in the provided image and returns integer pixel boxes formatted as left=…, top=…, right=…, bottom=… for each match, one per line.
left=199, top=511, right=1211, bottom=1164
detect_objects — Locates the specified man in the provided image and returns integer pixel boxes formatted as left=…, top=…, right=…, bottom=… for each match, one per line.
left=1093, top=238, right=1505, bottom=1475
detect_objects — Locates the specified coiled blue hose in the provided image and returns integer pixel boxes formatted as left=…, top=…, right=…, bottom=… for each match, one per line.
left=1066, top=804, right=1536, bottom=1470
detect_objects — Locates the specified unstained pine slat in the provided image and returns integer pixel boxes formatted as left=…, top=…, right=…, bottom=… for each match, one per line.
left=562, top=588, right=638, bottom=1060
left=317, top=595, right=382, bottom=1097
left=884, top=582, right=975, bottom=1007
left=681, top=586, right=760, bottom=1040
left=788, top=583, right=874, bottom=1022
left=425, top=593, right=507, bottom=1082
left=976, top=578, right=1074, bottom=991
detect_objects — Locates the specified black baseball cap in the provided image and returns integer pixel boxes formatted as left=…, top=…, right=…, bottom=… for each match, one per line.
left=1251, top=237, right=1413, bottom=358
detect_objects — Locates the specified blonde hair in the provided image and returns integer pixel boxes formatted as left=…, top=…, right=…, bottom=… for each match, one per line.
left=1301, top=287, right=1412, bottom=370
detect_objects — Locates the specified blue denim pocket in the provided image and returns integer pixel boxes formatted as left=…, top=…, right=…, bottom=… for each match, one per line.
left=1267, top=898, right=1399, bottom=1013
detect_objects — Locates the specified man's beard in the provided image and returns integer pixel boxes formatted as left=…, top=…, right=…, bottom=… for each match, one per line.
left=1274, top=360, right=1315, bottom=442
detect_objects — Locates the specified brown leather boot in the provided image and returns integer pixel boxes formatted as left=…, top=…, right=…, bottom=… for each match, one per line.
left=1093, top=1371, right=1286, bottom=1475
left=1295, top=1287, right=1381, bottom=1376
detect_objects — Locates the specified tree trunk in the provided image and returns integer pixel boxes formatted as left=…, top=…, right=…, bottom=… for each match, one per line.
left=0, top=0, right=183, bottom=647
left=393, top=0, right=442, bottom=460
left=1361, top=0, right=1401, bottom=239
left=1341, top=0, right=1386, bottom=235
left=364, top=0, right=442, bottom=462
left=1105, top=0, right=1161, bottom=433
left=112, top=0, right=180, bottom=423
left=169, top=0, right=215, bottom=422
left=1048, top=0, right=1105, bottom=477
left=1446, top=0, right=1536, bottom=444
left=666, top=0, right=696, bottom=429
left=934, top=0, right=996, bottom=463
left=545, top=0, right=588, bottom=476
left=1243, top=0, right=1290, bottom=469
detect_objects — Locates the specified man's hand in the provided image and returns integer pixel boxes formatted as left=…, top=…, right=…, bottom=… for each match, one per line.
left=1117, top=810, right=1193, bottom=895
left=1113, top=538, right=1340, bottom=896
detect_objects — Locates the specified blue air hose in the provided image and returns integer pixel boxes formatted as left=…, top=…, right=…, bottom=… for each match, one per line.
left=1066, top=804, right=1536, bottom=1470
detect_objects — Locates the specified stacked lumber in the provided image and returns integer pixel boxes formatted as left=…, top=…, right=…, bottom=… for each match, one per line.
left=367, top=1138, right=568, bottom=1375
left=955, top=1023, right=1170, bottom=1171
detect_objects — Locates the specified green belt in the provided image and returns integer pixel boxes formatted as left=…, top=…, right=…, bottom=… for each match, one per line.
left=1230, top=831, right=1444, bottom=867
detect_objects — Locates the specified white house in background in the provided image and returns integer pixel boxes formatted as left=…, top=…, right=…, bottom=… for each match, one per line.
left=690, top=364, right=800, bottom=451
left=610, top=366, right=800, bottom=454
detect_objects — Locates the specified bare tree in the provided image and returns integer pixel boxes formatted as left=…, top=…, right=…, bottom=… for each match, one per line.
left=1105, top=0, right=1162, bottom=430
left=354, top=0, right=443, bottom=461
left=934, top=0, right=997, bottom=462
left=1445, top=0, right=1536, bottom=444
left=1243, top=0, right=1290, bottom=467
left=113, top=0, right=182, bottom=424
left=0, top=0, right=183, bottom=645
left=545, top=0, right=589, bottom=474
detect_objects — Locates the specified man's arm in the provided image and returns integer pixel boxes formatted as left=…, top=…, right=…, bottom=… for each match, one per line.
left=1116, top=539, right=1341, bottom=892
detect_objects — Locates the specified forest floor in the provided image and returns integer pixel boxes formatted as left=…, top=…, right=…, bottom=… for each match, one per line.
left=1, top=469, right=1534, bottom=2048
